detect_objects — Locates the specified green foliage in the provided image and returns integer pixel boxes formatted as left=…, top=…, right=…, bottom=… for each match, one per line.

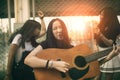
left=0, top=70, right=6, bottom=80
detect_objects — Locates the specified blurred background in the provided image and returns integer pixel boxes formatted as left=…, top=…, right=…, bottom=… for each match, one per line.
left=0, top=0, right=120, bottom=80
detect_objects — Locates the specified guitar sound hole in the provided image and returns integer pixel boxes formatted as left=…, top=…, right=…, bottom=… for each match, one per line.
left=75, top=56, right=87, bottom=67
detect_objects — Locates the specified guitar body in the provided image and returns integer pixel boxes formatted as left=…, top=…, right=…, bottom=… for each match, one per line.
left=34, top=44, right=100, bottom=80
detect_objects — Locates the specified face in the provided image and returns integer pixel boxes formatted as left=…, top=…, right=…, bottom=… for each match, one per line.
left=52, top=20, right=64, bottom=40
left=34, top=28, right=40, bottom=37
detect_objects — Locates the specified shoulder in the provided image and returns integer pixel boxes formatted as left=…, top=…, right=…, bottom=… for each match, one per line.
left=11, top=34, right=22, bottom=45
left=14, top=34, right=22, bottom=39
left=13, top=34, right=22, bottom=42
left=40, top=40, right=48, bottom=49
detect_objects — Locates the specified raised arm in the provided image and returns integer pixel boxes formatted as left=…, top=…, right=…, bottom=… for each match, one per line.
left=38, top=10, right=46, bottom=37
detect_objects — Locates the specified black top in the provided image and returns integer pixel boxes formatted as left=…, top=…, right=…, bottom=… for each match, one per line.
left=40, top=40, right=49, bottom=49
left=40, top=40, right=73, bottom=49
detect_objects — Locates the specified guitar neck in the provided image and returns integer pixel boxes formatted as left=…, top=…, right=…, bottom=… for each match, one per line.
left=85, top=47, right=113, bottom=63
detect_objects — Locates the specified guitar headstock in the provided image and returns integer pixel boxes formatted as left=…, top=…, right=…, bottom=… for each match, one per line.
left=116, top=34, right=120, bottom=46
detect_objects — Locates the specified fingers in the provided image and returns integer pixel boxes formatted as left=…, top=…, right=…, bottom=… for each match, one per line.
left=56, top=60, right=70, bottom=68
left=61, top=61, right=70, bottom=73
left=62, top=67, right=69, bottom=73
left=61, top=65, right=69, bottom=73
left=37, top=10, right=44, bottom=18
left=111, top=44, right=115, bottom=52
left=65, top=62, right=70, bottom=67
left=105, top=44, right=120, bottom=62
left=115, top=46, right=120, bottom=55
left=113, top=44, right=115, bottom=49
left=109, top=44, right=120, bottom=59
left=115, top=46, right=118, bottom=53
left=118, top=46, right=120, bottom=52
left=62, top=61, right=70, bottom=68
left=60, top=65, right=69, bottom=73
left=113, top=44, right=120, bottom=54
left=38, top=10, right=43, bottom=15
left=53, top=61, right=70, bottom=73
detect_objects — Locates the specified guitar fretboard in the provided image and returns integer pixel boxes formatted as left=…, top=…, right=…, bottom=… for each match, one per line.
left=85, top=47, right=113, bottom=63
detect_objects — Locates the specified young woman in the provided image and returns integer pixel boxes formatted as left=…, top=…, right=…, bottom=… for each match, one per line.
left=5, top=11, right=46, bottom=80
left=24, top=18, right=72, bottom=78
left=94, top=7, right=120, bottom=80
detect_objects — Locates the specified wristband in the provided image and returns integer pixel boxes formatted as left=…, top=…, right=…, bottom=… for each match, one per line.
left=45, top=60, right=50, bottom=69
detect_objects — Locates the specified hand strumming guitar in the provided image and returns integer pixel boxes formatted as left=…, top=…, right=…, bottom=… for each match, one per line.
left=51, top=60, right=70, bottom=73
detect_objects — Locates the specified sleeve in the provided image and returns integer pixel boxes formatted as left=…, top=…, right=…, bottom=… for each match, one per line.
left=40, top=41, right=48, bottom=49
left=11, top=34, right=22, bottom=46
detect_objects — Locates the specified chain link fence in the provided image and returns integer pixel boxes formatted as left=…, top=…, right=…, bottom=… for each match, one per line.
left=0, top=30, right=9, bottom=80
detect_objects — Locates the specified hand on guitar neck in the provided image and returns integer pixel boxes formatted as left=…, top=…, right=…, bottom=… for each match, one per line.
left=100, top=34, right=120, bottom=65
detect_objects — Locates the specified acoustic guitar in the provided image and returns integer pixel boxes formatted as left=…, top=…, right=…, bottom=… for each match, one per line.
left=34, top=35, right=120, bottom=80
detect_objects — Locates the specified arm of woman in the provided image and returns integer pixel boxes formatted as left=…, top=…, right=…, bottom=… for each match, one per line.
left=38, top=10, right=46, bottom=37
left=100, top=45, right=120, bottom=65
left=24, top=45, right=70, bottom=73
left=99, top=33, right=113, bottom=46
left=4, top=44, right=18, bottom=80
left=24, top=45, right=47, bottom=68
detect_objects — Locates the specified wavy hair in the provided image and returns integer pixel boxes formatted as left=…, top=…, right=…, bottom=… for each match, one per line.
left=98, top=7, right=119, bottom=29
left=9, top=20, right=41, bottom=48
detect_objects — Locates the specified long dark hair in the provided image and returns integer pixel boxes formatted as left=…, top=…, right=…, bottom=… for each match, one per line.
left=46, top=18, right=72, bottom=48
left=9, top=20, right=41, bottom=48
left=98, top=7, right=119, bottom=29
left=96, top=7, right=120, bottom=47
